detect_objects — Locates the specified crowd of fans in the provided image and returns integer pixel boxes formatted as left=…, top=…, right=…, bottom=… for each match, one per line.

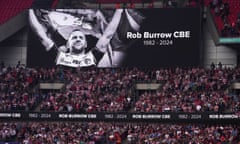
left=2, top=61, right=240, bottom=112
left=0, top=123, right=17, bottom=142
left=1, top=122, right=240, bottom=143
left=39, top=68, right=152, bottom=112
left=126, top=123, right=240, bottom=144
left=1, top=122, right=126, bottom=144
left=0, top=62, right=40, bottom=111
left=134, top=90, right=238, bottom=112
left=208, top=0, right=240, bottom=37
left=1, top=64, right=240, bottom=143
left=135, top=67, right=240, bottom=112
left=0, top=62, right=76, bottom=111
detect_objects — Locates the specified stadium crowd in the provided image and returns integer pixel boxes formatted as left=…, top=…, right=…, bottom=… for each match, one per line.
left=1, top=122, right=240, bottom=144
left=126, top=123, right=240, bottom=144
left=39, top=68, right=150, bottom=112
left=135, top=67, right=240, bottom=112
left=0, top=62, right=79, bottom=111
left=134, top=90, right=238, bottom=112
left=207, top=0, right=240, bottom=37
left=2, top=62, right=240, bottom=112
left=0, top=63, right=40, bottom=111
left=0, top=122, right=126, bottom=144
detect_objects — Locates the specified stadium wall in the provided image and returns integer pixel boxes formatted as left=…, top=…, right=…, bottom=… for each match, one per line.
left=203, top=21, right=237, bottom=68
left=0, top=11, right=27, bottom=42
left=0, top=27, right=27, bottom=66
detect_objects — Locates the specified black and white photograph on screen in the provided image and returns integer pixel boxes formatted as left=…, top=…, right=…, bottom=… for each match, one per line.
left=28, top=9, right=145, bottom=68
left=28, top=8, right=200, bottom=68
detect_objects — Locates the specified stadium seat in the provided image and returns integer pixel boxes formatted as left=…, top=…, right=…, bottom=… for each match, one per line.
left=205, top=0, right=240, bottom=36
left=0, top=0, right=33, bottom=24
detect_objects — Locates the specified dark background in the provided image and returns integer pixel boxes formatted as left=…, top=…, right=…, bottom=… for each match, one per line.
left=123, top=8, right=201, bottom=68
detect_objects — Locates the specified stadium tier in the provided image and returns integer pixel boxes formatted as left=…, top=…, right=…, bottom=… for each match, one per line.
left=0, top=122, right=240, bottom=143
left=204, top=0, right=240, bottom=37
left=1, top=1, right=240, bottom=144
left=1, top=66, right=240, bottom=114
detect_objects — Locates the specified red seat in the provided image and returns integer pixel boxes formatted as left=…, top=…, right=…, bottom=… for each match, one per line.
left=0, top=0, right=33, bottom=24
left=204, top=0, right=240, bottom=36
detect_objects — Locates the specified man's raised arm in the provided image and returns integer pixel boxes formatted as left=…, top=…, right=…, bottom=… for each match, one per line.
left=95, top=9, right=123, bottom=53
left=29, top=9, right=54, bottom=51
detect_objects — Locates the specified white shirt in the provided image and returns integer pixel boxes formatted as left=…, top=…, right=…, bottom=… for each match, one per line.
left=56, top=51, right=96, bottom=67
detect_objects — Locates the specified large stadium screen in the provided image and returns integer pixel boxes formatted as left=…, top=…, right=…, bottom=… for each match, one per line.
left=27, top=8, right=201, bottom=68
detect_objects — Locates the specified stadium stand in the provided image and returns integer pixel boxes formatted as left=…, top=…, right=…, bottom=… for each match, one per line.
left=134, top=67, right=240, bottom=112
left=0, top=0, right=33, bottom=24
left=126, top=123, right=240, bottom=143
left=35, top=67, right=240, bottom=113
left=0, top=122, right=240, bottom=143
left=0, top=65, right=40, bottom=111
left=1, top=1, right=240, bottom=144
left=2, top=64, right=240, bottom=113
left=205, top=0, right=240, bottom=37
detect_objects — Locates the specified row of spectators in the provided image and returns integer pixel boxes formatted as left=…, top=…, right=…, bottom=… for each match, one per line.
left=1, top=122, right=240, bottom=144
left=135, top=67, right=240, bottom=112
left=1, top=62, right=240, bottom=112
left=0, top=63, right=40, bottom=111
left=39, top=68, right=149, bottom=112
left=208, top=0, right=240, bottom=37
left=134, top=90, right=239, bottom=112
left=127, top=123, right=240, bottom=144
left=39, top=66, right=240, bottom=112
left=0, top=62, right=76, bottom=111
left=0, top=122, right=125, bottom=144
left=0, top=63, right=153, bottom=112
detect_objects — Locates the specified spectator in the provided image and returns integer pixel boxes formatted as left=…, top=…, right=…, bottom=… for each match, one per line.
left=211, top=62, right=215, bottom=69
left=1, top=122, right=239, bottom=144
left=218, top=62, right=222, bottom=69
